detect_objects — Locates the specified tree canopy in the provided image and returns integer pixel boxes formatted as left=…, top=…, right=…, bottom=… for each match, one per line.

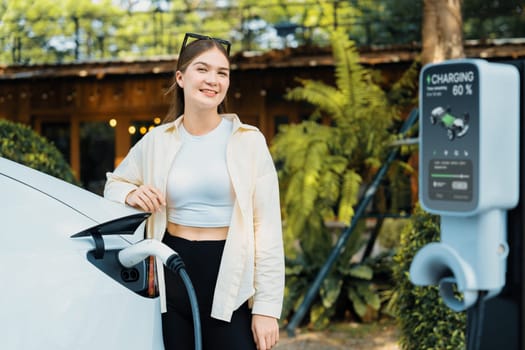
left=1, top=0, right=523, bottom=65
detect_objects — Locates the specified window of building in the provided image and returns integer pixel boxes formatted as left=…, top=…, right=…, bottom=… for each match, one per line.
left=80, top=121, right=115, bottom=195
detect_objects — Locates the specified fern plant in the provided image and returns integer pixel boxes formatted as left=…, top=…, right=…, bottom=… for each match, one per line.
left=272, top=29, right=414, bottom=328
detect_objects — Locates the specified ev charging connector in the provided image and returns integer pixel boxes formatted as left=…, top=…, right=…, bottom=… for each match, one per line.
left=119, top=239, right=202, bottom=350
left=410, top=59, right=520, bottom=311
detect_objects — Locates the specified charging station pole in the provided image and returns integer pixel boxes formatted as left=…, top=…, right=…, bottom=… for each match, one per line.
left=476, top=59, right=525, bottom=350
left=409, top=58, right=522, bottom=349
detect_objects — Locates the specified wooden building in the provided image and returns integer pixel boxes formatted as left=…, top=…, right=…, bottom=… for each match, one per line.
left=1, top=40, right=524, bottom=193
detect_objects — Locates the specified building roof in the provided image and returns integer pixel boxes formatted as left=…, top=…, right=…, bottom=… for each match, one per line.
left=1, top=38, right=525, bottom=80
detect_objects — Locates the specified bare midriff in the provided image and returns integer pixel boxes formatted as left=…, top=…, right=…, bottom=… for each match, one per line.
left=166, top=222, right=229, bottom=241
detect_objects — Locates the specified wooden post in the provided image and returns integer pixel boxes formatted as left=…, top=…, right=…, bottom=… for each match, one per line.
left=70, top=117, right=80, bottom=180
left=114, top=116, right=131, bottom=168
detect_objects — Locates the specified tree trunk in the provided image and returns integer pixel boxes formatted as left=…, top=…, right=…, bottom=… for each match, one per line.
left=421, top=0, right=465, bottom=64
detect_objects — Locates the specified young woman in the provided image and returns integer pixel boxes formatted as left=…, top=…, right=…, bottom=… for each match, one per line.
left=104, top=33, right=284, bottom=350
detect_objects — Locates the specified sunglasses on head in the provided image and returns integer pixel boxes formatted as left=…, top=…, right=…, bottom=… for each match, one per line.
left=179, top=32, right=232, bottom=56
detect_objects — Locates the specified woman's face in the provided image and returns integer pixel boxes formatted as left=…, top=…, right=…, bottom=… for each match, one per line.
left=176, top=47, right=230, bottom=113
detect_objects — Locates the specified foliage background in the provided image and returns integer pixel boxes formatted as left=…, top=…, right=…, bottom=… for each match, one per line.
left=0, top=119, right=79, bottom=184
left=272, top=29, right=419, bottom=329
left=1, top=0, right=524, bottom=65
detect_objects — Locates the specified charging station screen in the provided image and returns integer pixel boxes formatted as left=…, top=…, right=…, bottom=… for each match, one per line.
left=429, top=159, right=472, bottom=201
left=420, top=63, right=479, bottom=212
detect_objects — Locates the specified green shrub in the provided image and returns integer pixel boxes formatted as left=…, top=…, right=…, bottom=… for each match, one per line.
left=378, top=217, right=410, bottom=250
left=0, top=119, right=79, bottom=185
left=392, top=204, right=466, bottom=350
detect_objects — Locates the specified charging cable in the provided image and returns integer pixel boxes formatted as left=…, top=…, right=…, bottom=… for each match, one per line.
left=466, top=291, right=487, bottom=350
left=119, top=239, right=202, bottom=350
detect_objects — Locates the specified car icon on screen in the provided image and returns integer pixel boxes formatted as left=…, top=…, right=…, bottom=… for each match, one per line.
left=430, top=106, right=470, bottom=141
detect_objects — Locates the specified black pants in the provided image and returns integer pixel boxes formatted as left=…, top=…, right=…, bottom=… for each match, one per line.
left=162, top=234, right=256, bottom=350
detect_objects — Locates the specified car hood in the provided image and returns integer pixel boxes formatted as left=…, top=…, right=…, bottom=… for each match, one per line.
left=0, top=157, right=144, bottom=226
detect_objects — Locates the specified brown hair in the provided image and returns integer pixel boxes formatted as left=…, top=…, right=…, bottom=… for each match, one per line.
left=163, top=39, right=230, bottom=123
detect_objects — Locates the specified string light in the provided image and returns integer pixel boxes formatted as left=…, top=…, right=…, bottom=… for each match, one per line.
left=109, top=118, right=117, bottom=127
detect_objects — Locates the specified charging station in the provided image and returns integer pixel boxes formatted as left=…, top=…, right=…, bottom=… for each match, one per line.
left=409, top=58, right=523, bottom=348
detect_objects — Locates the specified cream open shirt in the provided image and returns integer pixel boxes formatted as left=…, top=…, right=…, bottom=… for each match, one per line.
left=104, top=114, right=284, bottom=322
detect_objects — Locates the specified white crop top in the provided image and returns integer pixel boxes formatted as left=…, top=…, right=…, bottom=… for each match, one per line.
left=166, top=118, right=234, bottom=227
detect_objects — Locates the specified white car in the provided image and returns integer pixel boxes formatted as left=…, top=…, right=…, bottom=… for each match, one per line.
left=0, top=157, right=164, bottom=349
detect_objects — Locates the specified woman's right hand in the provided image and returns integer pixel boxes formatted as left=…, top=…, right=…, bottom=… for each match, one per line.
left=125, top=185, right=166, bottom=212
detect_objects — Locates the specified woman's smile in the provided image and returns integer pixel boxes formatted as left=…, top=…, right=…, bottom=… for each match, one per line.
left=200, top=88, right=218, bottom=97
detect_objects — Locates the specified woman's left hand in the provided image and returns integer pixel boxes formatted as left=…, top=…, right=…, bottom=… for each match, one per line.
left=251, top=314, right=279, bottom=349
